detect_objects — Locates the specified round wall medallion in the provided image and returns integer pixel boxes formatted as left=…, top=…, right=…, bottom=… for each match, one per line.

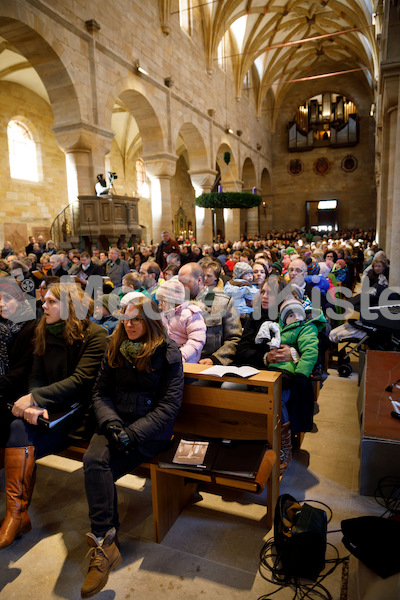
left=288, top=159, right=303, bottom=176
left=313, top=157, right=330, bottom=175
left=341, top=155, right=358, bottom=172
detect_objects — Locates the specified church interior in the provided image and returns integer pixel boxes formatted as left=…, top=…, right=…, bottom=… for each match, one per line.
left=0, top=1, right=400, bottom=598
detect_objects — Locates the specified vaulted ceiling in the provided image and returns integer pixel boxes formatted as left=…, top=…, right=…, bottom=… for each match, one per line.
left=195, top=0, right=379, bottom=110
left=0, top=1, right=380, bottom=159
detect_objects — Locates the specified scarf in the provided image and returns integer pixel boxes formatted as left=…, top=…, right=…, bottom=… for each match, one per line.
left=45, top=321, right=66, bottom=337
left=0, top=319, right=25, bottom=377
left=120, top=340, right=144, bottom=363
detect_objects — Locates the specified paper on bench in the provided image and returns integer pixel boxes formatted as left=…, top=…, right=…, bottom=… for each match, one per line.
left=173, top=439, right=209, bottom=466
left=202, top=365, right=260, bottom=378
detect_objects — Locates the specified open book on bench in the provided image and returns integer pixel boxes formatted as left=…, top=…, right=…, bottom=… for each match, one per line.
left=158, top=434, right=268, bottom=479
left=201, top=365, right=260, bottom=378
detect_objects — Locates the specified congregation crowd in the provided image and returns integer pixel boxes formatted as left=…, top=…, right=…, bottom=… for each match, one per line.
left=0, top=226, right=392, bottom=598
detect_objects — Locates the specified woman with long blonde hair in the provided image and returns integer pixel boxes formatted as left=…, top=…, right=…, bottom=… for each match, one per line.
left=80, top=292, right=184, bottom=598
left=1, top=282, right=107, bottom=550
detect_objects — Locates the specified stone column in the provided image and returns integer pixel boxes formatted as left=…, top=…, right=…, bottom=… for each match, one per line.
left=142, top=153, right=178, bottom=244
left=389, top=88, right=400, bottom=287
left=188, top=169, right=217, bottom=246
left=54, top=126, right=114, bottom=204
left=221, top=179, right=243, bottom=242
left=385, top=107, right=397, bottom=259
left=244, top=187, right=260, bottom=237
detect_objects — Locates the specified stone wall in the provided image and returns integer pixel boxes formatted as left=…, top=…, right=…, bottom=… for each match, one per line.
left=271, top=75, right=376, bottom=232
left=0, top=0, right=379, bottom=248
left=0, top=81, right=68, bottom=251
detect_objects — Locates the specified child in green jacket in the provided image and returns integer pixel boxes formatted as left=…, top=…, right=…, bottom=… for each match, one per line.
left=256, top=296, right=327, bottom=377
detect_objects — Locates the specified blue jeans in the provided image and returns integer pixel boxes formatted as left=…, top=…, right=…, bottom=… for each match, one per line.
left=2, top=410, right=84, bottom=459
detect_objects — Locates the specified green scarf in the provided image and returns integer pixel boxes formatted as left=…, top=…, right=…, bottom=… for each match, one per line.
left=120, top=340, right=144, bottom=363
left=45, top=321, right=66, bottom=337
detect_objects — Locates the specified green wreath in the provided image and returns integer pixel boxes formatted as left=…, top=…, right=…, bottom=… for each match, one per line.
left=195, top=192, right=262, bottom=209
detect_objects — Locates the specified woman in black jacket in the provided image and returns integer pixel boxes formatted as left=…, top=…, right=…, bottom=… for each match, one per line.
left=0, top=279, right=37, bottom=462
left=2, top=283, right=107, bottom=550
left=80, top=292, right=184, bottom=599
left=0, top=280, right=37, bottom=404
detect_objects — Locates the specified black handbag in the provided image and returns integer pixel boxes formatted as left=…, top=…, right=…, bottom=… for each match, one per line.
left=274, top=493, right=328, bottom=581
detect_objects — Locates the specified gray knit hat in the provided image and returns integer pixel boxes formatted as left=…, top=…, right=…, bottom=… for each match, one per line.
left=233, top=262, right=253, bottom=279
left=280, top=297, right=306, bottom=324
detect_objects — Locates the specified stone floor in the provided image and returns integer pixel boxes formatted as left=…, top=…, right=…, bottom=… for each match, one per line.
left=0, top=358, right=398, bottom=600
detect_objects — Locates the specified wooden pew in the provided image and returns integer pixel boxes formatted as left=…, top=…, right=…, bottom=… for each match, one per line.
left=60, top=364, right=282, bottom=543
left=150, top=364, right=282, bottom=542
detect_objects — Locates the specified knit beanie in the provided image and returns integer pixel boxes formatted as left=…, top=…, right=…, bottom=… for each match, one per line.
left=120, top=291, right=144, bottom=307
left=217, top=254, right=227, bottom=267
left=233, top=262, right=253, bottom=279
left=305, top=257, right=320, bottom=275
left=336, top=259, right=346, bottom=269
left=156, top=279, right=186, bottom=305
left=0, top=278, right=25, bottom=301
left=280, top=297, right=306, bottom=324
left=286, top=247, right=296, bottom=256
left=282, top=255, right=291, bottom=268
left=98, top=294, right=111, bottom=312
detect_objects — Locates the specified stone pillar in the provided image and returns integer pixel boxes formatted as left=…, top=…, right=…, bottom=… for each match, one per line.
left=221, top=179, right=243, bottom=242
left=389, top=89, right=400, bottom=287
left=142, top=153, right=178, bottom=244
left=244, top=187, right=260, bottom=237
left=385, top=107, right=397, bottom=259
left=54, top=126, right=114, bottom=204
left=188, top=169, right=217, bottom=246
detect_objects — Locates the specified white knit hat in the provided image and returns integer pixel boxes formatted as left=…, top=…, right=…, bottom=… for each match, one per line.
left=120, top=291, right=144, bottom=307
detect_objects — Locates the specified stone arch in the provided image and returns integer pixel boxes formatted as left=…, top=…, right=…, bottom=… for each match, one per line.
left=176, top=122, right=209, bottom=171
left=216, top=143, right=238, bottom=185
left=241, top=157, right=257, bottom=191
left=112, top=87, right=166, bottom=156
left=240, top=157, right=258, bottom=237
left=0, top=16, right=80, bottom=126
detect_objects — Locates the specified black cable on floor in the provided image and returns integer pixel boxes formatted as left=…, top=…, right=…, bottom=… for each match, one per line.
left=258, top=536, right=350, bottom=600
left=374, top=476, right=400, bottom=517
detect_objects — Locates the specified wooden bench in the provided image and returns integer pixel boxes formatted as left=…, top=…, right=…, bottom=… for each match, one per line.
left=150, top=364, right=281, bottom=541
left=60, top=363, right=282, bottom=543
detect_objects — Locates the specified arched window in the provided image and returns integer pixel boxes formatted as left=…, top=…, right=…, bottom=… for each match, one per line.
left=136, top=159, right=149, bottom=198
left=7, top=120, right=39, bottom=182
left=217, top=34, right=227, bottom=71
left=179, top=0, right=193, bottom=36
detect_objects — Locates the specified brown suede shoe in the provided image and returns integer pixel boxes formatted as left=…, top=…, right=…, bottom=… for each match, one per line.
left=81, top=528, right=122, bottom=599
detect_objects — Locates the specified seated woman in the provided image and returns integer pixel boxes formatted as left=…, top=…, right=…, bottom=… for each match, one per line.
left=0, top=280, right=37, bottom=457
left=80, top=293, right=184, bottom=598
left=1, top=282, right=107, bottom=549
left=235, top=275, right=324, bottom=473
left=39, top=253, right=52, bottom=276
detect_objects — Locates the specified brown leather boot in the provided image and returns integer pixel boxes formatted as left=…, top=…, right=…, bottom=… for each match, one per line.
left=0, top=446, right=36, bottom=549
left=81, top=527, right=122, bottom=599
left=280, top=422, right=292, bottom=475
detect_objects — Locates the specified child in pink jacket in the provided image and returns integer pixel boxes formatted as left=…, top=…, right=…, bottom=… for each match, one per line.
left=155, top=278, right=206, bottom=363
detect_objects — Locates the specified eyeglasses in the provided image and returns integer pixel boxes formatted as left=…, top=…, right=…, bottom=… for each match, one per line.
left=124, top=316, right=144, bottom=325
left=288, top=268, right=306, bottom=274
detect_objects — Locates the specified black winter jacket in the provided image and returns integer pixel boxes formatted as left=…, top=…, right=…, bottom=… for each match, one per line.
left=29, top=321, right=108, bottom=410
left=0, top=319, right=37, bottom=403
left=234, top=308, right=278, bottom=369
left=92, top=338, right=184, bottom=457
